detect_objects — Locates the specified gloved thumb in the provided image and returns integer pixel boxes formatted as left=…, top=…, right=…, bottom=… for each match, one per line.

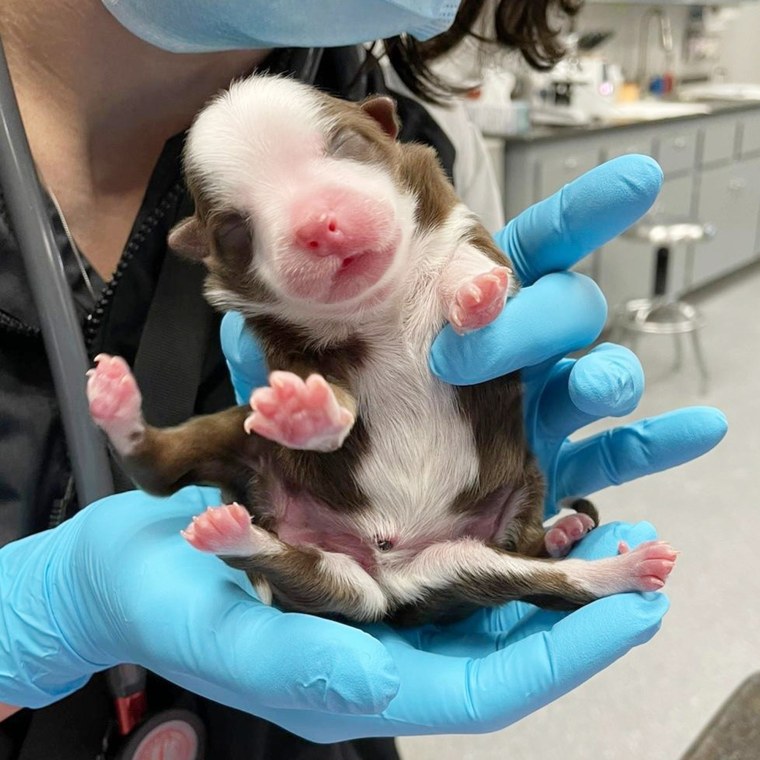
left=221, top=311, right=268, bottom=403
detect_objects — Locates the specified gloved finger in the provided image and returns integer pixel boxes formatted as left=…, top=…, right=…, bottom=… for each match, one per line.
left=556, top=406, right=728, bottom=500
left=462, top=590, right=669, bottom=730
left=532, top=343, right=644, bottom=443
left=220, top=311, right=268, bottom=403
left=430, top=272, right=606, bottom=385
left=497, top=155, right=663, bottom=286
left=160, top=599, right=400, bottom=716
left=443, top=520, right=658, bottom=644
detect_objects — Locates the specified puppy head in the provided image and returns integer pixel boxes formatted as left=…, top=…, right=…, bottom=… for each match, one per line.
left=169, top=75, right=420, bottom=323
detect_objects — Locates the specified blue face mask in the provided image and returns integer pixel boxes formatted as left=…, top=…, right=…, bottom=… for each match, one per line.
left=102, top=1, right=461, bottom=53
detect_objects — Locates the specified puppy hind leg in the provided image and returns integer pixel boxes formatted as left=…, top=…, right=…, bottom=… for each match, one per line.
left=384, top=537, right=677, bottom=622
left=183, top=504, right=387, bottom=621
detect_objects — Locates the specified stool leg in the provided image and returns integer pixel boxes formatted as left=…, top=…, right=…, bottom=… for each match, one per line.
left=609, top=304, right=627, bottom=345
left=690, top=329, right=709, bottom=395
left=627, top=330, right=640, bottom=356
left=673, top=333, right=683, bottom=371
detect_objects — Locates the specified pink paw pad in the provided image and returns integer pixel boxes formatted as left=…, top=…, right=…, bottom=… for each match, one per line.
left=450, top=266, right=510, bottom=334
left=181, top=503, right=254, bottom=556
left=545, top=513, right=596, bottom=558
left=86, top=355, right=144, bottom=455
left=245, top=371, right=354, bottom=451
left=618, top=540, right=679, bottom=591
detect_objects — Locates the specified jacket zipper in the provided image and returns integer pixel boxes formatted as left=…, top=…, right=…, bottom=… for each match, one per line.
left=83, top=181, right=184, bottom=349
left=0, top=309, right=40, bottom=336
left=48, top=473, right=76, bottom=528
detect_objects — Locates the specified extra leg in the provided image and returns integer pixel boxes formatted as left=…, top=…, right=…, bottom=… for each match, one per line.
left=87, top=354, right=255, bottom=494
left=385, top=537, right=677, bottom=625
left=544, top=512, right=597, bottom=558
left=183, top=503, right=388, bottom=621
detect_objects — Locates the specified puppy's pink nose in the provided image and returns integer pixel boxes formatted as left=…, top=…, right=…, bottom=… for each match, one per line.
left=294, top=213, right=350, bottom=258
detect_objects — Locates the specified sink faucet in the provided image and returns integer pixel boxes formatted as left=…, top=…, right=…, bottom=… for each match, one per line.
left=636, top=7, right=674, bottom=92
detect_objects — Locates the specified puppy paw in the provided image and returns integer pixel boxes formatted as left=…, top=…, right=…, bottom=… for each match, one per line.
left=617, top=540, right=679, bottom=591
left=182, top=503, right=263, bottom=556
left=86, top=354, right=144, bottom=454
left=545, top=512, right=596, bottom=558
left=245, top=371, right=354, bottom=451
left=449, top=267, right=510, bottom=335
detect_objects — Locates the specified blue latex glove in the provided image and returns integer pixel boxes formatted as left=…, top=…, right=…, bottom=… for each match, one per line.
left=0, top=489, right=664, bottom=743
left=0, top=487, right=398, bottom=715
left=428, top=154, right=728, bottom=514
left=214, top=521, right=669, bottom=742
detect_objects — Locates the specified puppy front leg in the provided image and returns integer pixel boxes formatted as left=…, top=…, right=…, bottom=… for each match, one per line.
left=438, top=228, right=517, bottom=335
left=183, top=503, right=388, bottom=622
left=87, top=354, right=258, bottom=495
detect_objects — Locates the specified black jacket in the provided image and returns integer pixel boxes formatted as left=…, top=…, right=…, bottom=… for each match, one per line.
left=0, top=46, right=453, bottom=759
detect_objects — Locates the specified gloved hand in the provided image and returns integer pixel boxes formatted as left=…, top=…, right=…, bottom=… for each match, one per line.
left=428, top=154, right=728, bottom=514
left=0, top=488, right=665, bottom=743
left=0, top=487, right=398, bottom=716
left=224, top=520, right=668, bottom=742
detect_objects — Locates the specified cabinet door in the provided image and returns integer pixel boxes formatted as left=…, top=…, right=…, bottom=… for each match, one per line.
left=597, top=175, right=693, bottom=317
left=691, top=156, right=760, bottom=288
left=535, top=143, right=599, bottom=199
left=700, top=116, right=737, bottom=167
left=656, top=125, right=699, bottom=177
left=600, top=131, right=654, bottom=162
left=740, top=112, right=760, bottom=157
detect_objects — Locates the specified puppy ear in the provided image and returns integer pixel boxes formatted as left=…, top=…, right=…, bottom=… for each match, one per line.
left=360, top=96, right=400, bottom=140
left=168, top=216, right=209, bottom=260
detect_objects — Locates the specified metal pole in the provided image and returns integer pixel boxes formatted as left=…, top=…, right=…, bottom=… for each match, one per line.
left=0, top=37, right=114, bottom=506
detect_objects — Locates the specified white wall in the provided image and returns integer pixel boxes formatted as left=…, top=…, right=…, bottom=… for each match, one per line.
left=574, top=3, right=760, bottom=85
left=716, top=4, right=760, bottom=83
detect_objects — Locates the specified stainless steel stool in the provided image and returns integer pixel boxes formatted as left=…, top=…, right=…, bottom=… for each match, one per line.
left=613, top=214, right=716, bottom=394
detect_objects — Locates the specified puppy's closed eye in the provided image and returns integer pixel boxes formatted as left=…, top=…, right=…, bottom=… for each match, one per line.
left=213, top=212, right=253, bottom=259
left=329, top=130, right=374, bottom=162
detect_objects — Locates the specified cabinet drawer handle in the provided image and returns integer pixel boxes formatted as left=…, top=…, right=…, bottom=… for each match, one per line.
left=563, top=157, right=579, bottom=170
left=728, top=178, right=747, bottom=192
left=673, top=136, right=687, bottom=149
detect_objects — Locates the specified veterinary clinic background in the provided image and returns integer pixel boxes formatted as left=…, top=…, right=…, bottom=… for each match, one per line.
left=0, top=1, right=753, bottom=759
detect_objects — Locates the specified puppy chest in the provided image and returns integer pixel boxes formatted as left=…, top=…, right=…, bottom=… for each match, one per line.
left=352, top=350, right=480, bottom=537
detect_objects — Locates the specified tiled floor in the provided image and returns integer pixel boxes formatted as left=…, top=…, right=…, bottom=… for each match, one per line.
left=398, top=263, right=760, bottom=760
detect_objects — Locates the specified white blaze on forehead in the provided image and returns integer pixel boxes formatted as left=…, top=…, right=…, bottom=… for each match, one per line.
left=186, top=76, right=333, bottom=206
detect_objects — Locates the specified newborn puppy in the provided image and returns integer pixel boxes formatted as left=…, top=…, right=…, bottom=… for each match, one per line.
left=87, top=75, right=675, bottom=625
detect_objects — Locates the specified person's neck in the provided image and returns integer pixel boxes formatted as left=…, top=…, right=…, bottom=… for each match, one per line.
left=0, top=0, right=269, bottom=277
left=0, top=0, right=268, bottom=172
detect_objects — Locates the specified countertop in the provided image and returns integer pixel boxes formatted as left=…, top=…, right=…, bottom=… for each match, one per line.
left=492, top=98, right=760, bottom=145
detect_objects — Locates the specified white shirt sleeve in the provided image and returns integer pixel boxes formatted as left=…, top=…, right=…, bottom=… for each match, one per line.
left=381, top=67, right=506, bottom=234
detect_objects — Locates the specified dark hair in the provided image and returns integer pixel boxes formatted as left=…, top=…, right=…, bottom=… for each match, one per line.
left=383, top=0, right=583, bottom=102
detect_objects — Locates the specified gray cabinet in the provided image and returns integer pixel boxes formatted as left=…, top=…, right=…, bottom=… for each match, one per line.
left=597, top=174, right=693, bottom=310
left=740, top=112, right=760, bottom=157
left=656, top=124, right=699, bottom=176
left=495, top=105, right=760, bottom=321
left=536, top=142, right=600, bottom=199
left=691, top=156, right=760, bottom=287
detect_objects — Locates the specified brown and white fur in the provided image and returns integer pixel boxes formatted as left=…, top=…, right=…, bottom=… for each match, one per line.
left=87, top=75, right=676, bottom=626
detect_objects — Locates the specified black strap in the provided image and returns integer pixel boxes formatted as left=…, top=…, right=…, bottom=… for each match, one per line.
left=132, top=249, right=213, bottom=428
